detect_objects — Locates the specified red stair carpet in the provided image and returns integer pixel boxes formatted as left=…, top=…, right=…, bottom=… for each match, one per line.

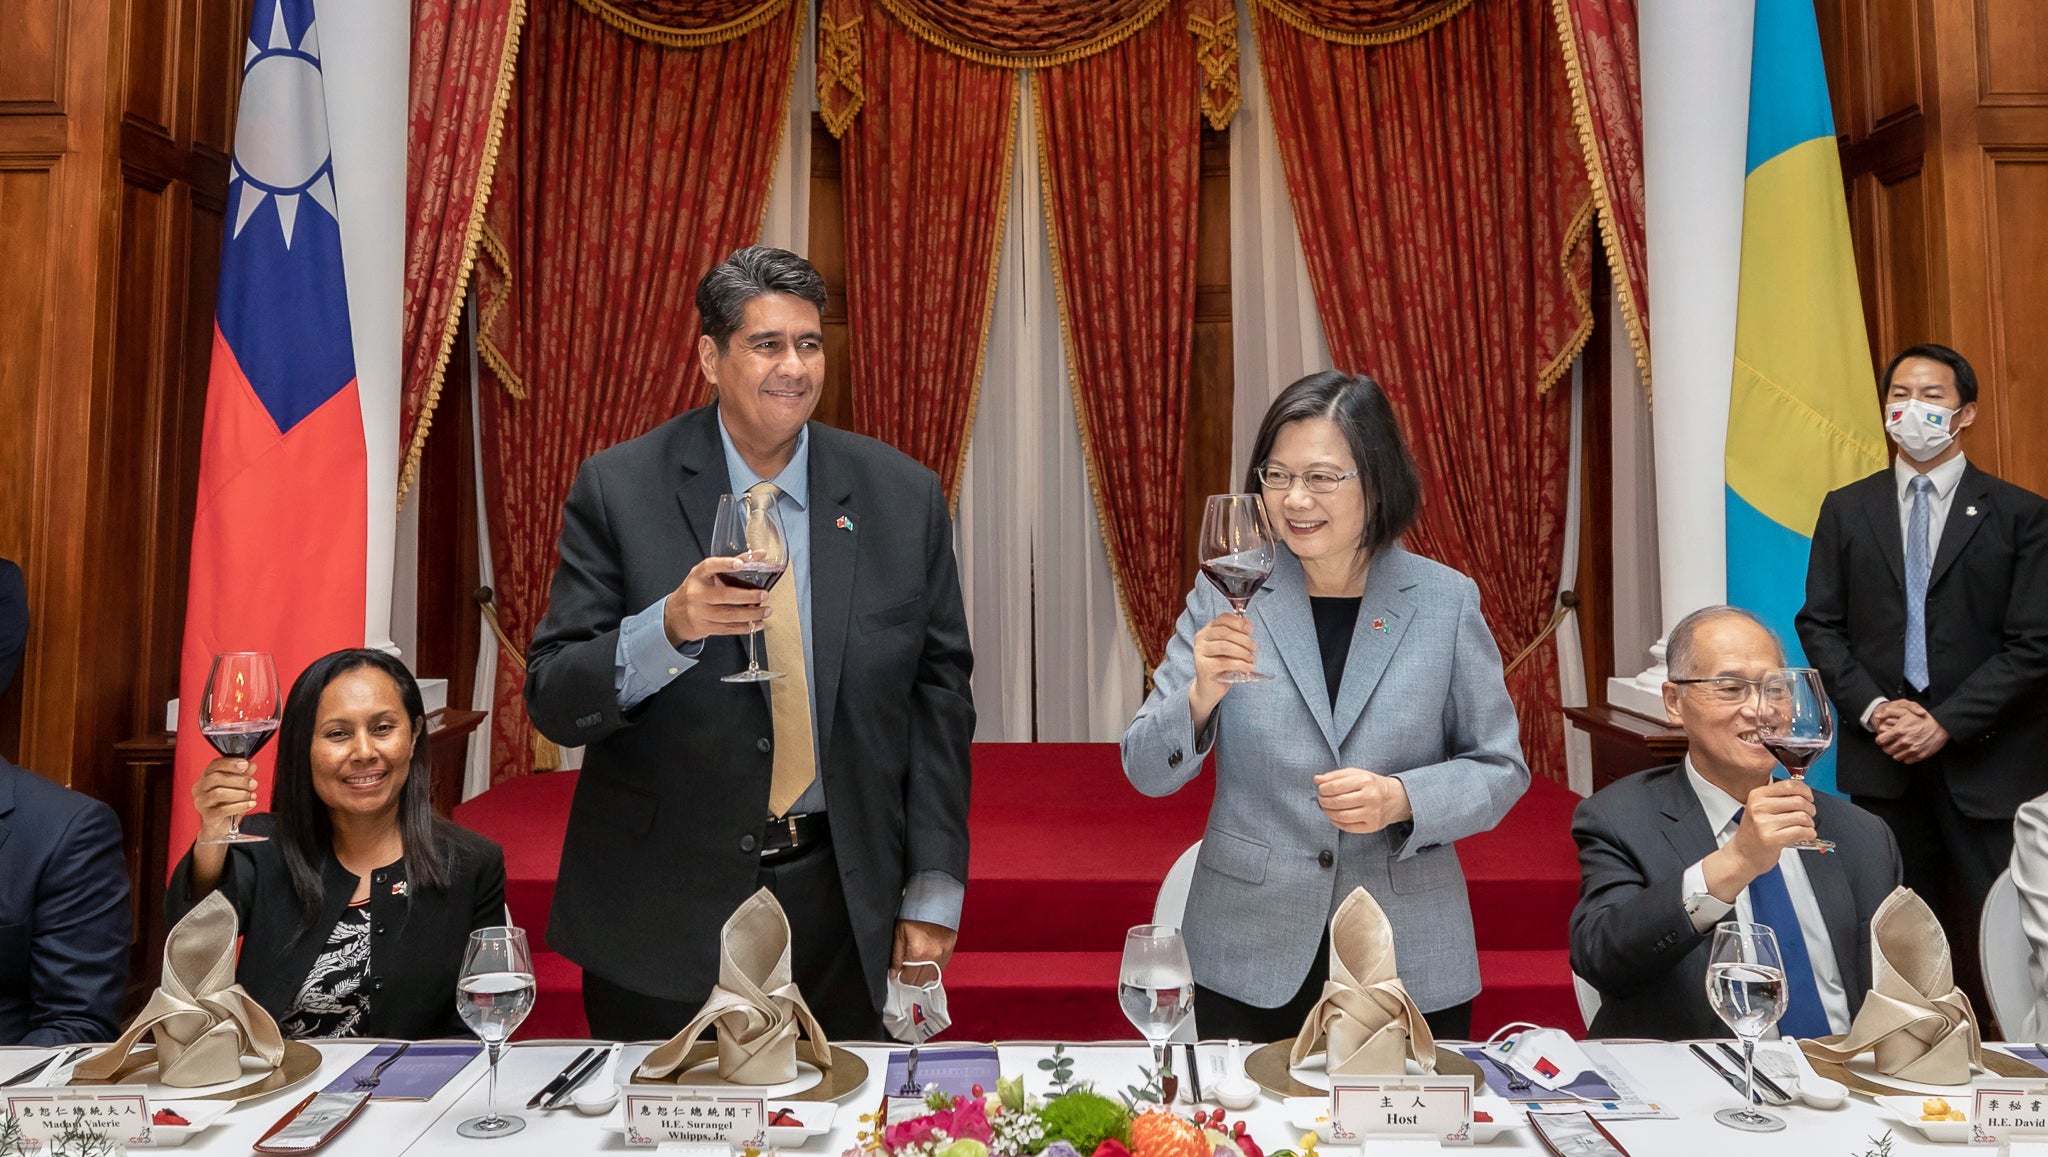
left=455, top=743, right=1586, bottom=1041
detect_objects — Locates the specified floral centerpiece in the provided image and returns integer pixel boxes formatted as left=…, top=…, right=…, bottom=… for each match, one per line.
left=852, top=1049, right=1276, bottom=1157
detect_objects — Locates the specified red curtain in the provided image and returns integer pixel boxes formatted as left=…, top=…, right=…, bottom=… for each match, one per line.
left=398, top=0, right=524, bottom=506
left=473, top=0, right=801, bottom=783
left=1556, top=0, right=1648, bottom=392
left=837, top=2, right=1018, bottom=501
left=1257, top=0, right=1593, bottom=785
left=1038, top=9, right=1201, bottom=671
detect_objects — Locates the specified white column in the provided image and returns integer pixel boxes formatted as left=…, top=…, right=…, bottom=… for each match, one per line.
left=1608, top=1, right=1753, bottom=718
left=316, top=0, right=408, bottom=657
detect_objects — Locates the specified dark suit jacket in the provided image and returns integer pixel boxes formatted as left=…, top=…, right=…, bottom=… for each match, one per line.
left=167, top=813, right=506, bottom=1039
left=1795, top=463, right=2048, bottom=817
left=0, top=559, right=25, bottom=697
left=0, top=760, right=130, bottom=1045
left=1569, top=763, right=1901, bottom=1040
left=524, top=404, right=974, bottom=1008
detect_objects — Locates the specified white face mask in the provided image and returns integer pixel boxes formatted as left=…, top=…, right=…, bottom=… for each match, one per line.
left=882, top=962, right=951, bottom=1044
left=1484, top=1024, right=1599, bottom=1090
left=1885, top=398, right=1960, bottom=462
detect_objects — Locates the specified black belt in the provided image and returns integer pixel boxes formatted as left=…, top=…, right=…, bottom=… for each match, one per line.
left=760, top=812, right=830, bottom=861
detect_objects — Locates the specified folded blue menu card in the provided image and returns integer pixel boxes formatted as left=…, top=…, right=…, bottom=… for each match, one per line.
left=1458, top=1048, right=1621, bottom=1103
left=2003, top=1044, right=2048, bottom=1069
left=884, top=1046, right=1001, bottom=1101
left=321, top=1043, right=482, bottom=1100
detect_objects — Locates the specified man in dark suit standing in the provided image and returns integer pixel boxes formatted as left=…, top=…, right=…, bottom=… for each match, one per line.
left=1571, top=606, right=1900, bottom=1040
left=0, top=563, right=132, bottom=1045
left=525, top=247, right=974, bottom=1039
left=1796, top=343, right=2048, bottom=981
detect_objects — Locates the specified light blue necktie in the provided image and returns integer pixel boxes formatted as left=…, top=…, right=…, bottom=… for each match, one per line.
left=1904, top=475, right=1932, bottom=691
left=1731, top=809, right=1833, bottom=1039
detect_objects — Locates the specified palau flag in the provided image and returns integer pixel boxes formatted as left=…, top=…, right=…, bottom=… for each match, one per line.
left=170, top=0, right=367, bottom=861
left=1724, top=0, right=1888, bottom=794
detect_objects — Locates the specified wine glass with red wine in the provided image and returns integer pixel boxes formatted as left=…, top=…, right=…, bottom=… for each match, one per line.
left=198, top=651, right=280, bottom=845
left=711, top=491, right=788, bottom=683
left=1758, top=666, right=1835, bottom=852
left=1197, top=494, right=1275, bottom=684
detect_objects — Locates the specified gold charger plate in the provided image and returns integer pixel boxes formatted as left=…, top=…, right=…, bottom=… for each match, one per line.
left=1244, top=1040, right=1482, bottom=1099
left=73, top=1039, right=323, bottom=1103
left=1798, top=1037, right=2046, bottom=1099
left=631, top=1040, right=868, bottom=1103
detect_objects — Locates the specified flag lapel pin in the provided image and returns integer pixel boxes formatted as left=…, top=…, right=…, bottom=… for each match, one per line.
left=391, top=880, right=408, bottom=897
left=1371, top=617, right=1389, bottom=634
left=836, top=515, right=854, bottom=532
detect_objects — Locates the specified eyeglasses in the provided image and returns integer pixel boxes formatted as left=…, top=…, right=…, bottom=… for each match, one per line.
left=1671, top=676, right=1794, bottom=706
left=1256, top=465, right=1359, bottom=494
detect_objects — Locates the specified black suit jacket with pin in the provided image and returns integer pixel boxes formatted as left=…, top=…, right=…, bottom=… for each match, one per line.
left=523, top=404, right=974, bottom=1009
left=1569, top=763, right=1901, bottom=1040
left=1795, top=463, right=2048, bottom=818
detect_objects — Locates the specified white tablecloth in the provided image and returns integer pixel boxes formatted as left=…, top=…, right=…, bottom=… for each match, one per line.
left=0, top=1039, right=2008, bottom=1154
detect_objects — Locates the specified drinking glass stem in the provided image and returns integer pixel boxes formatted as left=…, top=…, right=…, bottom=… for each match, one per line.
left=1740, top=1038, right=1759, bottom=1113
left=484, top=1040, right=503, bottom=1124
left=226, top=815, right=242, bottom=839
left=749, top=626, right=764, bottom=672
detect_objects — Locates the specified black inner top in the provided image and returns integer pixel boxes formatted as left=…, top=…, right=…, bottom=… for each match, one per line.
left=1310, top=595, right=1363, bottom=708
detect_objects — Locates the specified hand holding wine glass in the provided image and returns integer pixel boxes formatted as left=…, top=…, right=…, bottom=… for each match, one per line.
left=196, top=651, right=280, bottom=845
left=1705, top=922, right=1789, bottom=1133
left=1757, top=667, right=1836, bottom=852
left=456, top=926, right=536, bottom=1140
left=1197, top=495, right=1275, bottom=685
left=1118, top=924, right=1194, bottom=1087
left=710, top=490, right=789, bottom=683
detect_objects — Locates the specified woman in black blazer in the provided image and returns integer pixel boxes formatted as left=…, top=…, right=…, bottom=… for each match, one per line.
left=170, top=648, right=507, bottom=1039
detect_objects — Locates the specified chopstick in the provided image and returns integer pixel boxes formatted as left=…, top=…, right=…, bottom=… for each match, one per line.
left=1716, top=1042, right=1792, bottom=1104
left=0, top=1046, right=88, bottom=1089
left=1184, top=1043, right=1203, bottom=1103
left=542, top=1047, right=609, bottom=1111
left=1687, top=1043, right=1752, bottom=1101
left=527, top=1047, right=596, bottom=1110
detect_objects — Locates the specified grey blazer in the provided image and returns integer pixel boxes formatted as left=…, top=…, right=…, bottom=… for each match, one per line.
left=1122, top=545, right=1529, bottom=1010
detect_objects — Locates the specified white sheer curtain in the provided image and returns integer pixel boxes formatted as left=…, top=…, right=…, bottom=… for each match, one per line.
left=758, top=0, right=815, bottom=256
left=955, top=73, right=1146, bottom=742
left=1228, top=0, right=1330, bottom=480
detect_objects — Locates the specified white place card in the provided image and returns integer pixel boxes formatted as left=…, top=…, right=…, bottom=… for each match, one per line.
left=1330, top=1075, right=1477, bottom=1146
left=621, top=1086, right=766, bottom=1148
left=1971, top=1082, right=2048, bottom=1147
left=4, top=1085, right=154, bottom=1149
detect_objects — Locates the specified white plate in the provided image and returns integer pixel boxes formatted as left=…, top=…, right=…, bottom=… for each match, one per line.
left=604, top=1101, right=838, bottom=1147
left=1286, top=1053, right=1438, bottom=1094
left=140, top=1100, right=233, bottom=1147
left=661, top=1058, right=825, bottom=1100
left=1846, top=1055, right=1995, bottom=1096
left=1875, top=1095, right=1971, bottom=1143
left=1284, top=1095, right=1524, bottom=1144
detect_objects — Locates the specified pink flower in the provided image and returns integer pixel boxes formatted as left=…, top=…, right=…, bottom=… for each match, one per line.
left=948, top=1100, right=994, bottom=1145
left=886, top=1114, right=947, bottom=1151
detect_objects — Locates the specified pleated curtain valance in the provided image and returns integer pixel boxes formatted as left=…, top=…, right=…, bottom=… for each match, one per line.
left=820, top=0, right=1242, bottom=135
left=567, top=0, right=795, bottom=47
left=1254, top=0, right=1472, bottom=45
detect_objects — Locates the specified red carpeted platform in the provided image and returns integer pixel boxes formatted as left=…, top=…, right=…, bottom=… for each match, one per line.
left=455, top=743, right=1585, bottom=1041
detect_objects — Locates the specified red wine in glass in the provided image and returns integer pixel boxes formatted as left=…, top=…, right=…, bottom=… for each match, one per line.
left=1198, top=494, right=1276, bottom=684
left=197, top=651, right=280, bottom=845
left=1758, top=667, right=1836, bottom=852
left=710, top=491, right=788, bottom=683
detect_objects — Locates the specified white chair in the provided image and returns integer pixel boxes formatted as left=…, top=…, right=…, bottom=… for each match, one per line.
left=1981, top=867, right=2032, bottom=1039
left=1152, top=842, right=1202, bottom=1043
left=1572, top=972, right=1602, bottom=1031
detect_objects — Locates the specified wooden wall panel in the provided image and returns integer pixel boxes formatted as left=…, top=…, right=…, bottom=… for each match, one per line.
left=0, top=164, right=53, bottom=760
left=1985, top=155, right=2048, bottom=490
left=1871, top=168, right=1932, bottom=363
left=0, top=0, right=64, bottom=109
left=1978, top=0, right=2048, bottom=100
left=123, top=0, right=174, bottom=133
left=806, top=116, right=851, bottom=432
left=1868, top=0, right=1924, bottom=127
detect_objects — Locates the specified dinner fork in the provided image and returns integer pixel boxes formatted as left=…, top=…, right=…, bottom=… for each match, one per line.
left=354, top=1042, right=412, bottom=1091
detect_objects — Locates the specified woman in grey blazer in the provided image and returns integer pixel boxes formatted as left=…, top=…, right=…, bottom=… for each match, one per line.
left=1123, top=371, right=1529, bottom=1042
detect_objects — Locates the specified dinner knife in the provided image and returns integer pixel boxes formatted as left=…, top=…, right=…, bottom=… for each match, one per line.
left=1715, top=1042, right=1793, bottom=1105
left=1689, top=1043, right=1785, bottom=1106
left=527, top=1047, right=596, bottom=1109
left=542, top=1047, right=610, bottom=1111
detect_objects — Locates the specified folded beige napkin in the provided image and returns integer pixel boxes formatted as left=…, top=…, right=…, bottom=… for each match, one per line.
left=635, top=889, right=832, bottom=1085
left=75, top=892, right=285, bottom=1088
left=1289, top=887, right=1436, bottom=1075
left=1808, top=886, right=1982, bottom=1084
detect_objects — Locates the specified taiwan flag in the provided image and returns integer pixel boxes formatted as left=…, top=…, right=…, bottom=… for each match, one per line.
left=170, top=0, right=367, bottom=863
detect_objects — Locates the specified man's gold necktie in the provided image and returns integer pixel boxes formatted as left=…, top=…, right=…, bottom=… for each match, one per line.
left=747, top=482, right=816, bottom=816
